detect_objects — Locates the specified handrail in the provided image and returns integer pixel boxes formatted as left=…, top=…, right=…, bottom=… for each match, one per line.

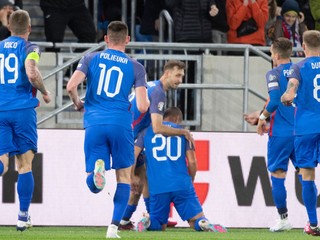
left=159, top=10, right=174, bottom=43
left=37, top=42, right=105, bottom=125
left=36, top=42, right=273, bottom=129
left=42, top=41, right=105, bottom=81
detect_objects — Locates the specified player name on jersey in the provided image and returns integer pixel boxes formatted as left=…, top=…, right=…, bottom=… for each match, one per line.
left=311, top=62, right=320, bottom=69
left=99, top=53, right=128, bottom=64
left=4, top=42, right=18, bottom=48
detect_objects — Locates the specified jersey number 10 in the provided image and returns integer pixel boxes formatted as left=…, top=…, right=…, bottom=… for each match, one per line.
left=97, top=64, right=123, bottom=97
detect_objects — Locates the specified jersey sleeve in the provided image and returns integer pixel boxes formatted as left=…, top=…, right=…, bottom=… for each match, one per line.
left=76, top=52, right=99, bottom=75
left=266, top=69, right=279, bottom=92
left=133, top=60, right=147, bottom=88
left=287, top=63, right=301, bottom=82
left=265, top=69, right=281, bottom=113
left=25, top=42, right=41, bottom=63
left=149, top=87, right=165, bottom=115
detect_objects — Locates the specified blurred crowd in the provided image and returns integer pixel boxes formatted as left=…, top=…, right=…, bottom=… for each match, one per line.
left=0, top=0, right=318, bottom=53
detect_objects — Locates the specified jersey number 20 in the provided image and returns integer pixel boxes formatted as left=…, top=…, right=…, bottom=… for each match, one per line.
left=151, top=135, right=182, bottom=161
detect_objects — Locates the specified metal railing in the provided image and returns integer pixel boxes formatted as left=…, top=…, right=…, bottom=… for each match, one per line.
left=36, top=41, right=273, bottom=131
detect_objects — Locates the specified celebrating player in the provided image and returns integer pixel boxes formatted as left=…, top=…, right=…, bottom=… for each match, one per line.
left=67, top=21, right=149, bottom=238
left=0, top=9, right=51, bottom=231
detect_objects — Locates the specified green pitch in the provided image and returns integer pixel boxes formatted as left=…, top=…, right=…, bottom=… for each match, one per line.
left=0, top=226, right=310, bottom=240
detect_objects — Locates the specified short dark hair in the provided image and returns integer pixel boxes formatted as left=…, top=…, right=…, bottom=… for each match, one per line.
left=163, top=60, right=186, bottom=72
left=107, top=21, right=128, bottom=44
left=163, top=107, right=183, bottom=123
left=272, top=37, right=292, bottom=58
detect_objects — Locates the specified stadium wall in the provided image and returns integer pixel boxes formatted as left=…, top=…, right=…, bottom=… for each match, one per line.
left=0, top=130, right=311, bottom=228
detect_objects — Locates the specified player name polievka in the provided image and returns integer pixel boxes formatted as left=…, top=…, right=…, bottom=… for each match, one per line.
left=4, top=42, right=18, bottom=48
left=100, top=53, right=128, bottom=64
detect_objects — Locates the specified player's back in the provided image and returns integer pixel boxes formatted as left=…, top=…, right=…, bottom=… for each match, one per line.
left=143, top=121, right=193, bottom=195
left=267, top=63, right=294, bottom=136
left=0, top=36, right=39, bottom=111
left=293, top=56, right=320, bottom=134
left=82, top=48, right=144, bottom=129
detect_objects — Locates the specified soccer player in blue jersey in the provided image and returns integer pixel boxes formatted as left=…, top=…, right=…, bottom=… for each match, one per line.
left=66, top=21, right=150, bottom=238
left=257, top=37, right=297, bottom=232
left=281, top=30, right=320, bottom=236
left=119, top=60, right=193, bottom=230
left=0, top=10, right=51, bottom=231
left=134, top=107, right=226, bottom=232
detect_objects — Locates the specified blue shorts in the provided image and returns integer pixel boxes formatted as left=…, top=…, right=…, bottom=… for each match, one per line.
left=0, top=108, right=37, bottom=157
left=84, top=124, right=134, bottom=172
left=267, top=136, right=296, bottom=172
left=295, top=133, right=320, bottom=168
left=150, top=186, right=203, bottom=224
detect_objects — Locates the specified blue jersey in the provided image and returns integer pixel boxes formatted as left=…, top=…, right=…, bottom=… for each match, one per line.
left=265, top=63, right=294, bottom=136
left=136, top=121, right=193, bottom=195
left=0, top=36, right=40, bottom=111
left=288, top=57, right=320, bottom=135
left=130, top=80, right=165, bottom=138
left=77, top=49, right=147, bottom=129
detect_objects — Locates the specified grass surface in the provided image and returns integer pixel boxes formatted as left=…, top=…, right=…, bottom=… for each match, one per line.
left=0, top=226, right=311, bottom=240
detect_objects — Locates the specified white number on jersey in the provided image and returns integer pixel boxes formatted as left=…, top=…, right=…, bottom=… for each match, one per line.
left=313, top=74, right=320, bottom=102
left=97, top=64, right=123, bottom=97
left=0, top=53, right=19, bottom=84
left=151, top=134, right=182, bottom=161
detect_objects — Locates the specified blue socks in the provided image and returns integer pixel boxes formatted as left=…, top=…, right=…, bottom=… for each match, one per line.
left=111, top=183, right=130, bottom=226
left=86, top=173, right=100, bottom=193
left=122, top=204, right=137, bottom=221
left=194, top=217, right=208, bottom=231
left=0, top=160, right=4, bottom=176
left=271, top=176, right=287, bottom=215
left=17, top=172, right=34, bottom=212
left=302, top=180, right=318, bottom=227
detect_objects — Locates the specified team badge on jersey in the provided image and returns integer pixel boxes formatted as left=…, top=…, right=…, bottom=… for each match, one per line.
left=158, top=101, right=164, bottom=111
left=33, top=47, right=40, bottom=55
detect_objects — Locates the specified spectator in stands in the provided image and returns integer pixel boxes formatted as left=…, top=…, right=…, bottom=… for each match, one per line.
left=310, top=0, right=320, bottom=31
left=211, top=0, right=229, bottom=46
left=226, top=0, right=268, bottom=47
left=140, top=0, right=167, bottom=41
left=265, top=0, right=278, bottom=46
left=97, top=0, right=152, bottom=43
left=277, top=0, right=315, bottom=31
left=165, top=0, right=218, bottom=121
left=273, top=0, right=307, bottom=57
left=166, top=0, right=218, bottom=43
left=40, top=0, right=96, bottom=52
left=0, top=0, right=14, bottom=40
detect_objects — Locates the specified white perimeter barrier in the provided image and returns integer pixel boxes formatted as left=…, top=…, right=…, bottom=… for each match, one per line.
left=0, top=130, right=315, bottom=228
